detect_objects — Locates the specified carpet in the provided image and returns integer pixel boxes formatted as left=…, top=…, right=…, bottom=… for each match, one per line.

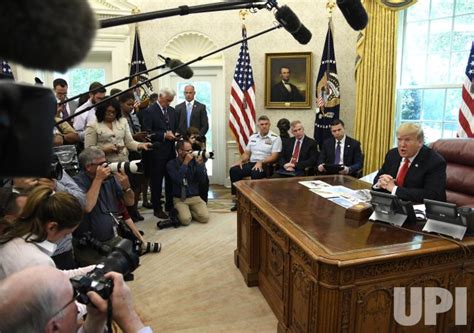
left=129, top=208, right=277, bottom=332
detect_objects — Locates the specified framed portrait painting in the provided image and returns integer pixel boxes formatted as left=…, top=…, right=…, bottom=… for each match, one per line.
left=265, top=52, right=312, bottom=109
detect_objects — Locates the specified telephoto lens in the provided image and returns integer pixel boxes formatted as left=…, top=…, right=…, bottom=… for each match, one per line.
left=192, top=150, right=214, bottom=160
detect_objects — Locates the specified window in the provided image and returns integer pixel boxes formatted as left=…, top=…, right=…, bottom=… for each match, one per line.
left=396, top=0, right=474, bottom=143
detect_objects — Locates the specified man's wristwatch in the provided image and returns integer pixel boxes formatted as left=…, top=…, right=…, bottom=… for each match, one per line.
left=123, top=187, right=132, bottom=193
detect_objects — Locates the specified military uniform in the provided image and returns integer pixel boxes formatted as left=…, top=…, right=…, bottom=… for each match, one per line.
left=230, top=131, right=282, bottom=195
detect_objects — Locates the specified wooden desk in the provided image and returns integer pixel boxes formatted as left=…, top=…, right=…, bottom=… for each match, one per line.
left=234, top=176, right=474, bottom=333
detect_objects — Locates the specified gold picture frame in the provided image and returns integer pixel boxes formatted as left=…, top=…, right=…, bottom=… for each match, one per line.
left=265, top=52, right=312, bottom=109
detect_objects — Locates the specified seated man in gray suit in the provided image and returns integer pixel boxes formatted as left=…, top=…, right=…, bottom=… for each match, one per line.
left=176, top=85, right=209, bottom=137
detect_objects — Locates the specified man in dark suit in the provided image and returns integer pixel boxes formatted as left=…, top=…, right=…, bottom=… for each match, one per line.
left=318, top=119, right=363, bottom=177
left=53, top=78, right=78, bottom=122
left=271, top=66, right=305, bottom=102
left=142, top=87, right=179, bottom=219
left=175, top=85, right=209, bottom=137
left=373, top=123, right=446, bottom=203
left=276, top=120, right=318, bottom=176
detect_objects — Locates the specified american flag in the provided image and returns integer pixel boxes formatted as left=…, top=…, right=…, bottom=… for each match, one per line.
left=229, top=26, right=256, bottom=154
left=0, top=60, right=14, bottom=80
left=457, top=41, right=474, bottom=138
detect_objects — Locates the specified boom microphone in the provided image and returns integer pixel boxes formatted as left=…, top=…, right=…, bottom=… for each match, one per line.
left=274, top=5, right=312, bottom=45
left=158, top=55, right=194, bottom=79
left=336, top=0, right=369, bottom=31
left=0, top=0, right=97, bottom=72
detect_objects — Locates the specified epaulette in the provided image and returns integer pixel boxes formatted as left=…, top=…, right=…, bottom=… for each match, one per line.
left=270, top=133, right=278, bottom=137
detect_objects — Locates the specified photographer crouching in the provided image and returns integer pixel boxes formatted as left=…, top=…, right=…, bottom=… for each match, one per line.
left=165, top=140, right=209, bottom=226
left=72, top=147, right=159, bottom=266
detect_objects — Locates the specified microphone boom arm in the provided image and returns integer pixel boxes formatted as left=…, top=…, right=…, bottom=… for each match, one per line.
left=100, top=2, right=268, bottom=29
left=55, top=24, right=282, bottom=127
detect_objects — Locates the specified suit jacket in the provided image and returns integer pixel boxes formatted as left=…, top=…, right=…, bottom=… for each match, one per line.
left=175, top=100, right=209, bottom=136
left=318, top=136, right=363, bottom=176
left=141, top=102, right=178, bottom=161
left=278, top=136, right=318, bottom=174
left=373, top=146, right=447, bottom=203
left=271, top=82, right=304, bottom=102
left=68, top=100, right=78, bottom=116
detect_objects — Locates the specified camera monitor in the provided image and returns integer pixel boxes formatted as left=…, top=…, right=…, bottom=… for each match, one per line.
left=369, top=191, right=407, bottom=227
left=423, top=199, right=466, bottom=240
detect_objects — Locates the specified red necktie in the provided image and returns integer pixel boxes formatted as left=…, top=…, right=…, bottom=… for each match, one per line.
left=291, top=140, right=301, bottom=164
left=396, top=158, right=410, bottom=187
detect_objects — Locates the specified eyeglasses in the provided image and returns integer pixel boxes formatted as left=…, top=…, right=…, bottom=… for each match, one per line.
left=181, top=149, right=193, bottom=153
left=50, top=287, right=79, bottom=319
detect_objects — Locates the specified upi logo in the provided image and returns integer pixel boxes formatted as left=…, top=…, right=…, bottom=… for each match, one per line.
left=394, top=287, right=467, bottom=326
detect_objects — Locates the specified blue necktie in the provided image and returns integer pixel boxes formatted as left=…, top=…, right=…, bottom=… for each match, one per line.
left=334, top=141, right=341, bottom=164
left=186, top=103, right=192, bottom=128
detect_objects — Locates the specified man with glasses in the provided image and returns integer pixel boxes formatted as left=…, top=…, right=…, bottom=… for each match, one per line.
left=142, top=87, right=179, bottom=220
left=72, top=147, right=134, bottom=266
left=0, top=266, right=151, bottom=332
left=53, top=78, right=78, bottom=123
left=166, top=140, right=209, bottom=226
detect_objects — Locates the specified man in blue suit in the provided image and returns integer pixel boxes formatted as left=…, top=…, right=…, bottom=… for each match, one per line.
left=142, top=87, right=179, bottom=219
left=317, top=119, right=363, bottom=177
left=373, top=123, right=446, bottom=203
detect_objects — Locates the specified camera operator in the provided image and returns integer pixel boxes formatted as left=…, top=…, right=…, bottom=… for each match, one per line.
left=0, top=266, right=151, bottom=332
left=185, top=127, right=209, bottom=203
left=73, top=147, right=146, bottom=265
left=166, top=140, right=209, bottom=226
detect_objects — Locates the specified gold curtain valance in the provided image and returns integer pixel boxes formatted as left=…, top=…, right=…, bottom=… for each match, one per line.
left=376, top=0, right=417, bottom=11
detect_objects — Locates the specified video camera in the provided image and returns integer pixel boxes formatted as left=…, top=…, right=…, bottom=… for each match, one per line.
left=71, top=232, right=140, bottom=304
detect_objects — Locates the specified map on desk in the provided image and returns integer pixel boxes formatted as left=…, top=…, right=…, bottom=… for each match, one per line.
left=299, top=181, right=371, bottom=208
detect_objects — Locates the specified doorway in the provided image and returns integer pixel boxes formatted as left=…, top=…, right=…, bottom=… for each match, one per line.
left=165, top=67, right=225, bottom=185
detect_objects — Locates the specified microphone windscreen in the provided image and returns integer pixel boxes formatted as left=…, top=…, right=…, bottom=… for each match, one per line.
left=168, top=59, right=194, bottom=80
left=274, top=5, right=301, bottom=34
left=1, top=0, right=97, bottom=72
left=336, top=0, right=368, bottom=31
left=293, top=25, right=312, bottom=45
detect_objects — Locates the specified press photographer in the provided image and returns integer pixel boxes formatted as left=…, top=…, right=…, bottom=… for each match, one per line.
left=0, top=266, right=151, bottom=333
left=185, top=126, right=212, bottom=203
left=166, top=140, right=209, bottom=226
left=72, top=147, right=158, bottom=266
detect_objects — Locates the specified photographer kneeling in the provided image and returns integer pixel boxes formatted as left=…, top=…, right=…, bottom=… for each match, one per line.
left=0, top=266, right=150, bottom=332
left=73, top=147, right=157, bottom=266
left=166, top=140, right=209, bottom=226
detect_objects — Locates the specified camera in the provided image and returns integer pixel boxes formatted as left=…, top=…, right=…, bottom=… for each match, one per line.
left=48, top=154, right=63, bottom=180
left=156, top=208, right=181, bottom=229
left=108, top=160, right=144, bottom=174
left=53, top=145, right=79, bottom=176
left=192, top=150, right=214, bottom=160
left=71, top=232, right=140, bottom=304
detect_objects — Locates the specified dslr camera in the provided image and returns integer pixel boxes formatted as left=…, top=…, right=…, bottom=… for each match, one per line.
left=192, top=150, right=214, bottom=160
left=71, top=232, right=140, bottom=304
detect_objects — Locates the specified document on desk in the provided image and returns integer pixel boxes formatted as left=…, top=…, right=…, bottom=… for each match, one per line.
left=298, top=180, right=331, bottom=189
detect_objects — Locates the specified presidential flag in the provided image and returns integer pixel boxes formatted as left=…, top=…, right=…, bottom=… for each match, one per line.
left=129, top=28, right=153, bottom=103
left=229, top=26, right=256, bottom=154
left=457, top=41, right=474, bottom=138
left=0, top=60, right=14, bottom=80
left=314, top=23, right=340, bottom=149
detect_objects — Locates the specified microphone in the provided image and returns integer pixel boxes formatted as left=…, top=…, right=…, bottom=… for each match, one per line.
left=336, top=0, right=368, bottom=31
left=0, top=0, right=97, bottom=72
left=274, top=5, right=312, bottom=45
left=158, top=55, right=194, bottom=79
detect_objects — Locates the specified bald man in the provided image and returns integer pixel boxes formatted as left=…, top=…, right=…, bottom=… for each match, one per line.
left=0, top=266, right=151, bottom=333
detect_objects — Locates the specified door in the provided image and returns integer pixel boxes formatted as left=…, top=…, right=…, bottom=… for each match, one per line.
left=165, top=66, right=225, bottom=185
